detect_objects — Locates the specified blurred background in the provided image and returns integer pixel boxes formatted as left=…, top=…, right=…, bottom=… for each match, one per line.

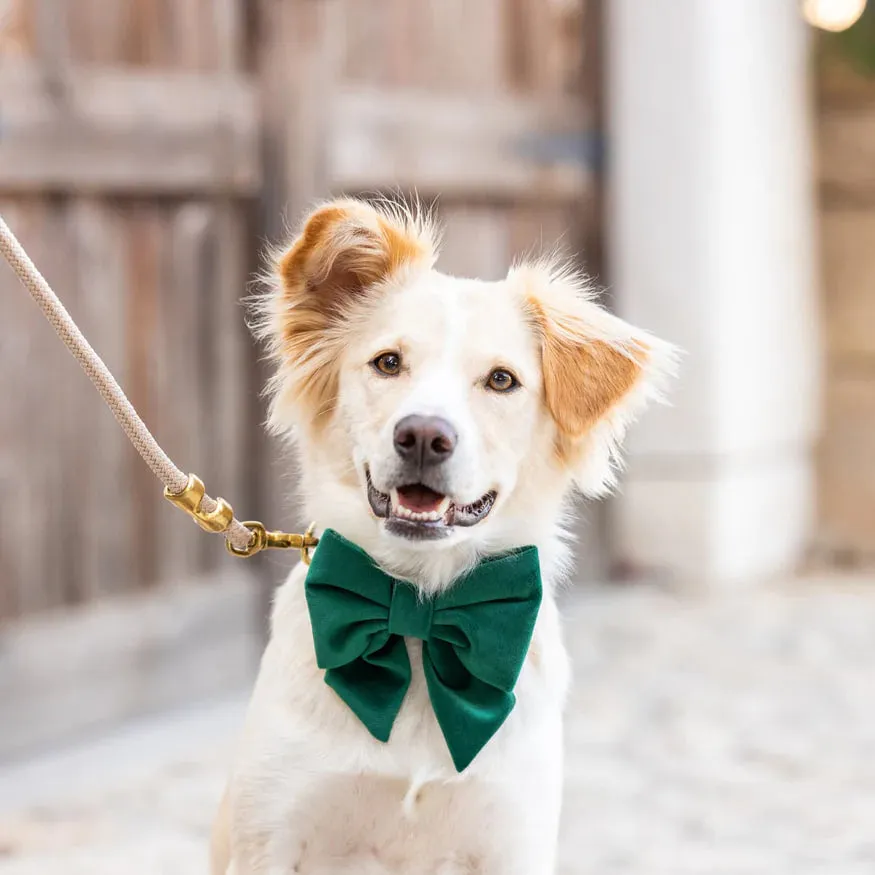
left=1, top=1, right=875, bottom=872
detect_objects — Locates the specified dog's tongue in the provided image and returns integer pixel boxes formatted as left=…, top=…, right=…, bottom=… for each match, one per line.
left=396, top=484, right=445, bottom=513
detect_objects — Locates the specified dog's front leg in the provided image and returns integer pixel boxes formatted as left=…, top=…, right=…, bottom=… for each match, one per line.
left=221, top=759, right=343, bottom=875
left=485, top=728, right=565, bottom=875
left=224, top=815, right=312, bottom=875
left=224, top=831, right=309, bottom=875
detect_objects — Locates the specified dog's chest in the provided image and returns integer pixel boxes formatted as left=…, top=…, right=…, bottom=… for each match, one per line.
left=231, top=565, right=568, bottom=873
left=260, top=563, right=565, bottom=772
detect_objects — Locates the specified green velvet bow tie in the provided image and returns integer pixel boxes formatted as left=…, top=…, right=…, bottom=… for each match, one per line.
left=304, top=529, right=542, bottom=772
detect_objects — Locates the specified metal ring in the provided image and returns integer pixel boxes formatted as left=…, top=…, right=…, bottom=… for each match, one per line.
left=301, top=521, right=317, bottom=565
left=225, top=521, right=267, bottom=558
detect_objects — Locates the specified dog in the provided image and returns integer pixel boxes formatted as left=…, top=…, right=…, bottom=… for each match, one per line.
left=211, top=198, right=676, bottom=874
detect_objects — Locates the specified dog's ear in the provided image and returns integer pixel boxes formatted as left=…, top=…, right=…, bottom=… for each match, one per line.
left=259, top=198, right=437, bottom=429
left=277, top=199, right=435, bottom=310
left=515, top=261, right=678, bottom=495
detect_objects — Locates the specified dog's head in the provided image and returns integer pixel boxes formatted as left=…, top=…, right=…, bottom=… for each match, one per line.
left=258, top=199, right=676, bottom=586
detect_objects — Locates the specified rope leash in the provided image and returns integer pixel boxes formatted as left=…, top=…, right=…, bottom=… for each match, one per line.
left=0, top=214, right=317, bottom=563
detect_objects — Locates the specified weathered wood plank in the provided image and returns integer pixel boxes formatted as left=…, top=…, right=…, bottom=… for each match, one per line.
left=43, top=198, right=85, bottom=608
left=66, top=0, right=130, bottom=65
left=822, top=206, right=875, bottom=359
left=209, top=203, right=250, bottom=558
left=153, top=203, right=213, bottom=581
left=342, top=0, right=392, bottom=84
left=212, top=0, right=246, bottom=71
left=0, top=0, right=33, bottom=58
left=34, top=0, right=71, bottom=79
left=128, top=0, right=174, bottom=66
left=7, top=200, right=72, bottom=614
left=511, top=0, right=554, bottom=93
left=69, top=198, right=132, bottom=600
left=210, top=0, right=250, bottom=562
left=386, top=0, right=421, bottom=88
left=819, top=372, right=875, bottom=556
left=438, top=205, right=510, bottom=280
left=0, top=200, right=43, bottom=618
left=0, top=63, right=260, bottom=194
left=63, top=0, right=237, bottom=69
left=124, top=204, right=162, bottom=587
left=506, top=203, right=583, bottom=266
left=327, top=86, right=593, bottom=202
left=819, top=106, right=875, bottom=199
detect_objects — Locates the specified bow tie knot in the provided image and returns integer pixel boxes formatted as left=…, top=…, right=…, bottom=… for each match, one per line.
left=387, top=582, right=434, bottom=640
left=305, top=529, right=542, bottom=771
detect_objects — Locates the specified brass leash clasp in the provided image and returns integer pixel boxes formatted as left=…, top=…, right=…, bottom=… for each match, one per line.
left=226, top=520, right=319, bottom=564
left=164, top=474, right=234, bottom=533
left=164, top=473, right=318, bottom=563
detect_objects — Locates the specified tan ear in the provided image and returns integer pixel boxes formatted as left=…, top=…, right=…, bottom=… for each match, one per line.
left=538, top=308, right=647, bottom=437
left=525, top=286, right=649, bottom=440
left=515, top=261, right=677, bottom=489
left=277, top=198, right=435, bottom=309
left=259, top=198, right=437, bottom=428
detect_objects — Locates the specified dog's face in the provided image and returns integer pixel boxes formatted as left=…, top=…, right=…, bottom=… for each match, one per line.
left=260, top=200, right=674, bottom=583
left=340, top=267, right=551, bottom=543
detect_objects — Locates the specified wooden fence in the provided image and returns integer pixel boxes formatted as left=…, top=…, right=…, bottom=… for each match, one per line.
left=0, top=0, right=600, bottom=621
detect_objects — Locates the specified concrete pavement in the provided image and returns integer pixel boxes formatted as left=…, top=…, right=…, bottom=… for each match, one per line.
left=1, top=576, right=874, bottom=874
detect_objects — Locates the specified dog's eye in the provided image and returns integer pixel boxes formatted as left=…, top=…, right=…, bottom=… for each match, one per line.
left=485, top=368, right=519, bottom=393
left=372, top=352, right=403, bottom=376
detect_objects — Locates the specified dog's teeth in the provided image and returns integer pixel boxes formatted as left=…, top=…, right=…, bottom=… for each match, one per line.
left=388, top=492, right=451, bottom=523
left=394, top=502, right=420, bottom=521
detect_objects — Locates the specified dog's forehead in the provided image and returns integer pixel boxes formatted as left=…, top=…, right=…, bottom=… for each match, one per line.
left=381, top=270, right=532, bottom=347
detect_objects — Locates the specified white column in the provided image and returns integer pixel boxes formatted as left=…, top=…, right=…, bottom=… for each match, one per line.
left=607, top=0, right=821, bottom=585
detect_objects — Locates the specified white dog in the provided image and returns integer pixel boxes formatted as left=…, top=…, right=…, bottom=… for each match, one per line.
left=211, top=198, right=675, bottom=874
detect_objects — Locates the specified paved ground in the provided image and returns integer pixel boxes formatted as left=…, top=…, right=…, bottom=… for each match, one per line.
left=1, top=576, right=874, bottom=874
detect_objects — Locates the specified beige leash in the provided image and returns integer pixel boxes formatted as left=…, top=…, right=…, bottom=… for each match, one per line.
left=0, top=214, right=317, bottom=562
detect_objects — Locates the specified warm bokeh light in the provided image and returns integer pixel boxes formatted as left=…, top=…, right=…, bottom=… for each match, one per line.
left=803, top=0, right=868, bottom=31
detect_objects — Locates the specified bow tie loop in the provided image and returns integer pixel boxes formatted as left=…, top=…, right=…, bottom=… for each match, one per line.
left=387, top=582, right=434, bottom=640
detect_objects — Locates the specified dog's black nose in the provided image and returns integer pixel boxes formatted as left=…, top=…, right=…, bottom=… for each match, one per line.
left=393, top=415, right=457, bottom=467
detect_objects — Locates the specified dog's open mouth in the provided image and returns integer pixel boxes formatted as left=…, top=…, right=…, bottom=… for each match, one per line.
left=366, top=469, right=496, bottom=540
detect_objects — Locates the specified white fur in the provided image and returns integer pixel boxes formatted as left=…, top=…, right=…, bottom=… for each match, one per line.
left=214, top=203, right=677, bottom=874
